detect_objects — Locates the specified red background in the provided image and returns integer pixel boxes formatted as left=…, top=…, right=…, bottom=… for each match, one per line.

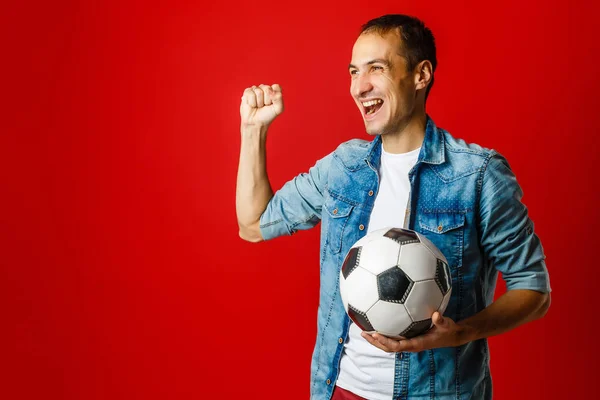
left=2, top=0, right=599, bottom=399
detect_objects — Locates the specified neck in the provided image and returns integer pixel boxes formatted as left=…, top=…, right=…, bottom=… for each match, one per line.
left=381, top=110, right=427, bottom=154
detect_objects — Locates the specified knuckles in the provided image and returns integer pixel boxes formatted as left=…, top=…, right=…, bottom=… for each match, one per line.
left=244, top=85, right=281, bottom=94
left=241, top=85, right=283, bottom=111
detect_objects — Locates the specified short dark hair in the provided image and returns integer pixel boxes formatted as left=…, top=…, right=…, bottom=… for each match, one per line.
left=361, top=14, right=437, bottom=101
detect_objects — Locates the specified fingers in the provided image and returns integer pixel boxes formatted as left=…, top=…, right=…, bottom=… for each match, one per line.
left=376, top=333, right=420, bottom=352
left=361, top=332, right=394, bottom=352
left=362, top=331, right=424, bottom=353
left=243, top=87, right=257, bottom=108
left=251, top=85, right=264, bottom=107
left=242, top=84, right=282, bottom=108
left=362, top=332, right=408, bottom=353
left=361, top=314, right=457, bottom=354
left=372, top=333, right=403, bottom=352
left=259, top=84, right=272, bottom=106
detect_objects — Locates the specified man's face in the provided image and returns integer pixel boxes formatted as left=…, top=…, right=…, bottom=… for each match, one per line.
left=349, top=31, right=417, bottom=136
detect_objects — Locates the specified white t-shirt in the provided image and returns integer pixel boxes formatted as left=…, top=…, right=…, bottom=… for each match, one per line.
left=336, top=146, right=421, bottom=400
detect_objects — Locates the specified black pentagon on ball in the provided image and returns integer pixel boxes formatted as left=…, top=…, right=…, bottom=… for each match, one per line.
left=342, top=247, right=361, bottom=280
left=383, top=228, right=420, bottom=245
left=400, top=319, right=433, bottom=338
left=348, top=304, right=374, bottom=332
left=377, top=266, right=413, bottom=304
left=435, top=259, right=452, bottom=295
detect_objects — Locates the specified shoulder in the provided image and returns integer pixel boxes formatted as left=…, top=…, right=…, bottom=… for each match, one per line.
left=441, top=128, right=494, bottom=160
left=435, top=127, right=504, bottom=179
left=331, top=138, right=373, bottom=170
left=436, top=127, right=519, bottom=199
left=334, top=138, right=371, bottom=154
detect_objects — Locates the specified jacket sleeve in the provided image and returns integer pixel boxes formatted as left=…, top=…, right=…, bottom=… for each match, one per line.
left=259, top=153, right=332, bottom=241
left=478, top=152, right=551, bottom=293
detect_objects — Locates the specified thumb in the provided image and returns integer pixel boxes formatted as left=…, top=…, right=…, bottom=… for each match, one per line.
left=432, top=311, right=446, bottom=327
left=271, top=84, right=284, bottom=112
left=271, top=84, right=283, bottom=103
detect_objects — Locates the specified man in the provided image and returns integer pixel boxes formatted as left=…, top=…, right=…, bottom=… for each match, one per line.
left=236, top=14, right=551, bottom=400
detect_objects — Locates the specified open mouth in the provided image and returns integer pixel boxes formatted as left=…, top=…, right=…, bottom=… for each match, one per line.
left=362, top=99, right=384, bottom=118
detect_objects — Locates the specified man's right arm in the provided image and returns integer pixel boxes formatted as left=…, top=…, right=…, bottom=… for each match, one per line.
left=236, top=84, right=284, bottom=242
left=236, top=124, right=271, bottom=242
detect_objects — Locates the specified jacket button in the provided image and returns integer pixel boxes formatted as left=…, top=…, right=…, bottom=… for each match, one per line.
left=368, top=190, right=374, bottom=196
left=326, top=379, right=331, bottom=385
left=359, top=224, right=365, bottom=231
left=399, top=353, right=403, bottom=359
left=437, top=225, right=443, bottom=232
left=339, top=337, right=344, bottom=344
left=332, top=208, right=338, bottom=215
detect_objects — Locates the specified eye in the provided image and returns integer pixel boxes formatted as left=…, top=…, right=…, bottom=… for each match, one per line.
left=349, top=69, right=358, bottom=76
left=371, top=65, right=384, bottom=72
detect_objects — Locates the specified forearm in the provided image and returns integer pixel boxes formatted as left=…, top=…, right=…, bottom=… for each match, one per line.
left=236, top=124, right=273, bottom=241
left=457, top=289, right=551, bottom=344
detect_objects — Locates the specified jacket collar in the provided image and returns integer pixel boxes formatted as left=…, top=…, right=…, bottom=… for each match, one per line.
left=363, top=115, right=446, bottom=169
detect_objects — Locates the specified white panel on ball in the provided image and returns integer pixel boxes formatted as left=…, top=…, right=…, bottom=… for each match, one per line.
left=404, top=280, right=444, bottom=321
left=398, top=243, right=438, bottom=281
left=416, top=232, right=448, bottom=264
left=351, top=235, right=376, bottom=249
left=344, top=267, right=379, bottom=312
left=359, top=238, right=401, bottom=275
left=352, top=227, right=389, bottom=248
left=366, top=300, right=413, bottom=337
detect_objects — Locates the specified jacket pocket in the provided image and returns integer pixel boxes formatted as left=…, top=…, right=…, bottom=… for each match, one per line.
left=323, top=195, right=354, bottom=254
left=418, top=212, right=465, bottom=269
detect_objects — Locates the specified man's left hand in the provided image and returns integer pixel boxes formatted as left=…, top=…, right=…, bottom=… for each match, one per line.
left=361, top=311, right=469, bottom=353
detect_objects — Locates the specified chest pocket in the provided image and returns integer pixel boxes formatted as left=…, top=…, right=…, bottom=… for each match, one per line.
left=418, top=212, right=465, bottom=269
left=324, top=196, right=354, bottom=254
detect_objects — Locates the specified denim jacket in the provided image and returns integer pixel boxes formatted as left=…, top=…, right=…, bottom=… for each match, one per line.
left=259, top=117, right=550, bottom=399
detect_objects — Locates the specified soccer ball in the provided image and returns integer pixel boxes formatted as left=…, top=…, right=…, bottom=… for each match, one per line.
left=339, top=227, right=452, bottom=339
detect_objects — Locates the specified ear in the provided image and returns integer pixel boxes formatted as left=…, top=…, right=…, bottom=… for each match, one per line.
left=414, top=60, right=433, bottom=92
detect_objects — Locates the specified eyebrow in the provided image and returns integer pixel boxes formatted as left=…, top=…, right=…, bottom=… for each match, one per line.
left=348, top=58, right=392, bottom=70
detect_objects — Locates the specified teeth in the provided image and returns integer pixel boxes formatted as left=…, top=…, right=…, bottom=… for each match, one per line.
left=362, top=99, right=383, bottom=107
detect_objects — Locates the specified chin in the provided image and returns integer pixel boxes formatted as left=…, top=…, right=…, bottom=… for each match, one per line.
left=364, top=122, right=386, bottom=136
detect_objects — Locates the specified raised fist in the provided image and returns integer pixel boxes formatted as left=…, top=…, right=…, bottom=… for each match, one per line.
left=240, top=84, right=284, bottom=128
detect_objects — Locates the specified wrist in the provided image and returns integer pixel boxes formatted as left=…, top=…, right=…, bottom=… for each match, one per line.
left=456, top=321, right=478, bottom=345
left=241, top=123, right=269, bottom=138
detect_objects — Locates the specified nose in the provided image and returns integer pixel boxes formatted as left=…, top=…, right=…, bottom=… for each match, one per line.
left=351, top=73, right=373, bottom=99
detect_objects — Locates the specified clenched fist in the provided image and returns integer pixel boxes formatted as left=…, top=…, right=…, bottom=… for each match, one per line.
left=240, top=84, right=284, bottom=128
